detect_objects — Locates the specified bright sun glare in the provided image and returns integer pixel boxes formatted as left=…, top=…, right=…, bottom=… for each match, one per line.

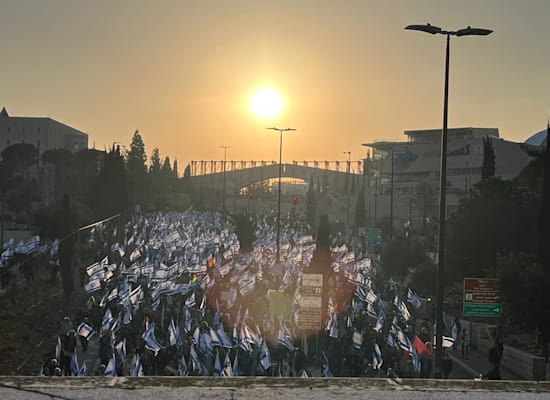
left=249, top=88, right=283, bottom=119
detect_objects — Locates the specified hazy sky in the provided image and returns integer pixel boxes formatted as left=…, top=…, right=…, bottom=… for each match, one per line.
left=1, top=0, right=549, bottom=169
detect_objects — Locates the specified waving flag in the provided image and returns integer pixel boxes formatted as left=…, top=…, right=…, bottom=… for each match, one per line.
left=130, top=354, right=144, bottom=377
left=207, top=254, right=217, bottom=269
left=221, top=352, right=233, bottom=377
left=77, top=323, right=94, bottom=341
left=213, top=349, right=222, bottom=376
left=178, top=353, right=188, bottom=376
left=259, top=341, right=272, bottom=371
left=407, top=288, right=422, bottom=309
left=104, top=354, right=117, bottom=377
left=321, top=351, right=333, bottom=377
left=372, top=342, right=383, bottom=370
left=142, top=323, right=162, bottom=355
left=168, top=319, right=180, bottom=347
left=101, top=308, right=113, bottom=333
left=70, top=353, right=80, bottom=377
left=115, top=339, right=126, bottom=364
left=232, top=351, right=239, bottom=376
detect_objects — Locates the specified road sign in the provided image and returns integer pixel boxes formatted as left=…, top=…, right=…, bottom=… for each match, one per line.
left=463, top=278, right=502, bottom=317
left=365, top=227, right=382, bottom=247
left=297, top=273, right=323, bottom=330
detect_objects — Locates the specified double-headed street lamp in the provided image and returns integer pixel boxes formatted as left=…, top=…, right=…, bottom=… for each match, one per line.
left=405, top=23, right=492, bottom=377
left=267, top=127, right=296, bottom=263
left=219, top=146, right=230, bottom=215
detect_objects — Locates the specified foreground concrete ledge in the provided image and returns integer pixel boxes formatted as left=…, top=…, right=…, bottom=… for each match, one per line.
left=1, top=377, right=549, bottom=392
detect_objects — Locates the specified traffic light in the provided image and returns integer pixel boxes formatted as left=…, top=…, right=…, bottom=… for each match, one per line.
left=248, top=191, right=254, bottom=199
left=292, top=195, right=299, bottom=204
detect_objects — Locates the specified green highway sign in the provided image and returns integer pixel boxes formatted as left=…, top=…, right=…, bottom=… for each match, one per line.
left=463, top=303, right=502, bottom=317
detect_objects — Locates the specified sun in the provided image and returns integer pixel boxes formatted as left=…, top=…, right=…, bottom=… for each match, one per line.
left=249, top=88, right=283, bottom=119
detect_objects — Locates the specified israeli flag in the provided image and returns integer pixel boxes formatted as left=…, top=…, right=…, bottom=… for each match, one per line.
left=168, top=319, right=180, bottom=347
left=321, top=351, right=333, bottom=377
left=232, top=351, right=239, bottom=377
left=55, top=336, right=62, bottom=362
left=259, top=341, right=271, bottom=371
left=178, top=353, right=188, bottom=376
left=70, top=353, right=80, bottom=376
left=407, top=288, right=422, bottom=309
left=397, top=329, right=414, bottom=353
left=104, top=354, right=117, bottom=377
left=115, top=339, right=126, bottom=364
left=130, top=354, right=144, bottom=377
left=372, top=343, right=383, bottom=370
left=213, top=349, right=222, bottom=376
left=101, top=308, right=113, bottom=333
left=84, top=279, right=102, bottom=293
left=77, top=323, right=94, bottom=341
left=221, top=352, right=233, bottom=377
left=142, top=324, right=162, bottom=355
left=374, top=310, right=385, bottom=333
left=190, top=344, right=206, bottom=375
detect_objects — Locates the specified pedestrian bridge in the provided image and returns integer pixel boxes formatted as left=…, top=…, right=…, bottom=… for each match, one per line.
left=190, top=162, right=363, bottom=194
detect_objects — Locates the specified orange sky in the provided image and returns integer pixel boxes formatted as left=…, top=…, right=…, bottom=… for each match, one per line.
left=1, top=0, right=549, bottom=170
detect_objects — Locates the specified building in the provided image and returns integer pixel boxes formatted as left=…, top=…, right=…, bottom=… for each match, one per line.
left=362, top=127, right=531, bottom=231
left=0, top=107, right=88, bottom=161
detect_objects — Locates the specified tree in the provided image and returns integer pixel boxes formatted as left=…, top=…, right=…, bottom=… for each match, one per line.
left=161, top=156, right=172, bottom=177
left=173, top=159, right=179, bottom=179
left=306, top=175, right=316, bottom=230
left=233, top=213, right=255, bottom=253
left=93, top=146, right=129, bottom=218
left=126, top=130, right=148, bottom=205
left=149, top=148, right=161, bottom=174
left=481, top=136, right=496, bottom=180
left=381, top=237, right=427, bottom=283
left=446, top=178, right=539, bottom=281
left=1, top=143, right=38, bottom=180
left=355, top=184, right=366, bottom=227
left=42, top=149, right=74, bottom=202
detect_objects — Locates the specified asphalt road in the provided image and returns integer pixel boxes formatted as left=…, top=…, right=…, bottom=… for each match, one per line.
left=0, top=377, right=548, bottom=400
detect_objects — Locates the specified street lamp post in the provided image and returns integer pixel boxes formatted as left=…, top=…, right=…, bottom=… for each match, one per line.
left=389, top=147, right=394, bottom=242
left=267, top=127, right=296, bottom=263
left=406, top=23, right=492, bottom=377
left=219, top=146, right=230, bottom=216
left=343, top=151, right=351, bottom=230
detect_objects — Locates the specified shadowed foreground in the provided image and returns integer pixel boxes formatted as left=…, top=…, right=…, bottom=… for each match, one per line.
left=0, top=377, right=549, bottom=400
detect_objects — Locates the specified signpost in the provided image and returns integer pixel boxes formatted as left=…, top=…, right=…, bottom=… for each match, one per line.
left=365, top=227, right=382, bottom=248
left=463, top=278, right=502, bottom=317
left=297, top=273, right=323, bottom=330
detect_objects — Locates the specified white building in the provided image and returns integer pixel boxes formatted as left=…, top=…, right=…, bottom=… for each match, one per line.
left=0, top=107, right=88, bottom=161
left=362, top=127, right=530, bottom=230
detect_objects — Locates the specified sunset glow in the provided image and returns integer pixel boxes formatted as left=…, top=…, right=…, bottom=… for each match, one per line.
left=249, top=88, right=283, bottom=120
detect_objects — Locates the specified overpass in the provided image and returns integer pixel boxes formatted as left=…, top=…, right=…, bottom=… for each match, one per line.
left=189, top=160, right=364, bottom=194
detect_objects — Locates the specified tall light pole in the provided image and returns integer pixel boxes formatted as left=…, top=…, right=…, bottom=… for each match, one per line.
left=406, top=23, right=492, bottom=377
left=219, top=145, right=230, bottom=215
left=343, top=151, right=351, bottom=230
left=389, top=147, right=394, bottom=242
left=267, top=127, right=296, bottom=263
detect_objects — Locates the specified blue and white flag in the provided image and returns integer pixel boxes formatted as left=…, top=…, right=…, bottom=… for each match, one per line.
left=142, top=323, right=162, bottom=355
left=259, top=340, right=271, bottom=371
left=184, top=307, right=192, bottom=333
left=84, top=279, right=102, bottom=293
left=101, top=308, right=113, bottom=333
left=115, top=339, right=126, bottom=364
left=104, top=354, right=117, bottom=377
left=130, top=354, right=144, bottom=377
left=216, top=324, right=233, bottom=349
left=221, top=352, right=233, bottom=377
left=178, top=353, right=188, bottom=376
left=321, top=351, right=333, bottom=377
left=397, top=329, right=414, bottom=353
left=70, top=353, right=80, bottom=377
left=77, top=322, right=94, bottom=341
left=407, top=288, right=422, bottom=309
left=213, top=349, right=222, bottom=376
left=55, top=336, right=62, bottom=361
left=190, top=344, right=206, bottom=375
left=232, top=351, right=239, bottom=377
left=372, top=343, right=383, bottom=370
left=374, top=310, right=385, bottom=333
left=168, top=319, right=180, bottom=347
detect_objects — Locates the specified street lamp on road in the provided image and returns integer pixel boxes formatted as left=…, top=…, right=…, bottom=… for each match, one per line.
left=219, top=146, right=230, bottom=215
left=343, top=151, right=351, bottom=229
left=267, top=127, right=296, bottom=263
left=406, top=22, right=492, bottom=377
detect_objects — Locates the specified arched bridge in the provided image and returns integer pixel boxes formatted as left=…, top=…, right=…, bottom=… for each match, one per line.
left=190, top=160, right=364, bottom=194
